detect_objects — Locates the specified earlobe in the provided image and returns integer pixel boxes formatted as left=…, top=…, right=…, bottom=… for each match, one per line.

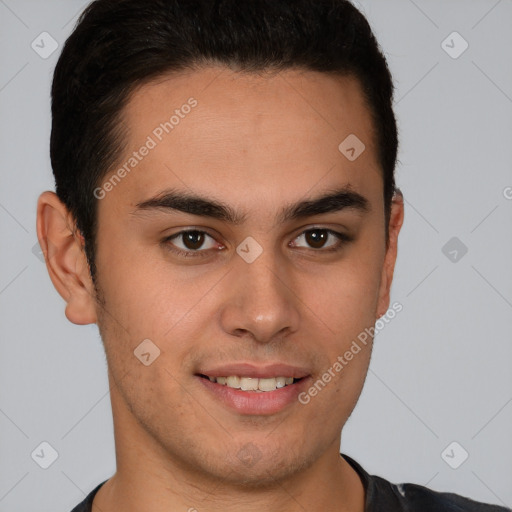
left=376, top=189, right=405, bottom=319
left=36, top=191, right=98, bottom=325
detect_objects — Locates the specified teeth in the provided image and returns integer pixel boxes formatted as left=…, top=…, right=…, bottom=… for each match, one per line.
left=276, top=377, right=286, bottom=388
left=226, top=376, right=241, bottom=388
left=240, top=377, right=259, bottom=391
left=207, top=375, right=298, bottom=392
left=258, top=378, right=277, bottom=391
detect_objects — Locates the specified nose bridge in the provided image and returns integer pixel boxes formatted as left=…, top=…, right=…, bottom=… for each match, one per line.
left=220, top=241, right=300, bottom=342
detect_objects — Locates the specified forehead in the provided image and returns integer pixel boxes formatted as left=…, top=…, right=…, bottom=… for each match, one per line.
left=108, top=66, right=382, bottom=211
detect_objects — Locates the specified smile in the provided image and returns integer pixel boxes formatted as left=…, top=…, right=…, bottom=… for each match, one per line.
left=199, top=375, right=301, bottom=392
left=197, top=374, right=310, bottom=415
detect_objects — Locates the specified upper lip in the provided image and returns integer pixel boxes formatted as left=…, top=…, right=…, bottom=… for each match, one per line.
left=196, top=363, right=310, bottom=379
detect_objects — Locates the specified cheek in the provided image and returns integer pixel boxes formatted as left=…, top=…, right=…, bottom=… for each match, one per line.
left=315, top=246, right=383, bottom=335
left=94, top=229, right=183, bottom=337
left=299, top=265, right=379, bottom=423
left=300, top=239, right=383, bottom=405
left=94, top=244, right=226, bottom=383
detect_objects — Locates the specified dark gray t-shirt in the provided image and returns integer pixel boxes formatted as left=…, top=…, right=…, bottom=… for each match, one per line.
left=70, top=453, right=511, bottom=511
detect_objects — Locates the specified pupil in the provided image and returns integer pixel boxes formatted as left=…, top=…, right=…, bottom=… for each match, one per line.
left=184, top=231, right=204, bottom=250
left=306, top=229, right=326, bottom=249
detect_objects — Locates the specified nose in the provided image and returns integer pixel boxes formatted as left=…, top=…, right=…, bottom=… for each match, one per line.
left=219, top=247, right=301, bottom=344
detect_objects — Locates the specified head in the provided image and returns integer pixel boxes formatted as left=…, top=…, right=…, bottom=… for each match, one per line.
left=38, top=0, right=404, bottom=489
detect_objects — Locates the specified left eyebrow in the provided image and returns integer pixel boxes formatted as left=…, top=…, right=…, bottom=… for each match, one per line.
left=131, top=185, right=371, bottom=225
left=279, top=186, right=371, bottom=224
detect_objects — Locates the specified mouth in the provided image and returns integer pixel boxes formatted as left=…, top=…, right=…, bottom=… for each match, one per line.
left=197, top=374, right=305, bottom=392
left=195, top=373, right=311, bottom=415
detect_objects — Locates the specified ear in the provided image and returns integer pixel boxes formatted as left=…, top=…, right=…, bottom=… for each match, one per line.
left=36, top=191, right=98, bottom=325
left=376, top=188, right=404, bottom=319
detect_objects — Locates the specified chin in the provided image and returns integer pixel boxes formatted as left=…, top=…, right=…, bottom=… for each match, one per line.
left=206, top=442, right=314, bottom=489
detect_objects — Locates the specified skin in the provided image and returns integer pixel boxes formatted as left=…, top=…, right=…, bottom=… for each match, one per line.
left=37, top=65, right=404, bottom=512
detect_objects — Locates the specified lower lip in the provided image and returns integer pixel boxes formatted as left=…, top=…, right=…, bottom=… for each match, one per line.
left=197, top=376, right=311, bottom=415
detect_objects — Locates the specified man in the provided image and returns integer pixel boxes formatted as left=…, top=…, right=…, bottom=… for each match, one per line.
left=36, top=0, right=509, bottom=511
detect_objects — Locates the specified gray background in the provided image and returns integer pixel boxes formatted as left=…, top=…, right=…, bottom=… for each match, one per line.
left=0, top=0, right=511, bottom=511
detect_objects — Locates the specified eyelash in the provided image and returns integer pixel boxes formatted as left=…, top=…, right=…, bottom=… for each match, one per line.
left=161, top=228, right=353, bottom=259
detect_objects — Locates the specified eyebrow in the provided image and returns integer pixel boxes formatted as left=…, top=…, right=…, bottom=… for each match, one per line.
left=131, top=185, right=370, bottom=225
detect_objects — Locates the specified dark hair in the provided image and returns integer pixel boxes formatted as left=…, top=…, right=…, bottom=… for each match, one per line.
left=50, top=0, right=398, bottom=284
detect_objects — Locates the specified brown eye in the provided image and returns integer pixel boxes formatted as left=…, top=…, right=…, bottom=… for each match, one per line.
left=304, top=229, right=329, bottom=249
left=291, top=228, right=351, bottom=252
left=181, top=231, right=206, bottom=250
left=163, top=229, right=219, bottom=257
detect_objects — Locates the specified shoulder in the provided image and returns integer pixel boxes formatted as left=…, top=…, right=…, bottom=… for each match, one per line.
left=341, top=453, right=511, bottom=512
left=389, top=480, right=511, bottom=511
left=69, top=480, right=107, bottom=512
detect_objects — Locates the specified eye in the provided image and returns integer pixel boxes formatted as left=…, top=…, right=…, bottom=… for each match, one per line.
left=290, top=228, right=351, bottom=252
left=162, top=227, right=352, bottom=259
left=162, top=230, right=222, bottom=258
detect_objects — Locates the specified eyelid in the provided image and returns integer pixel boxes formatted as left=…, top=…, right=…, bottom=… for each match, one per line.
left=290, top=227, right=352, bottom=249
left=162, top=225, right=352, bottom=258
left=163, top=229, right=221, bottom=256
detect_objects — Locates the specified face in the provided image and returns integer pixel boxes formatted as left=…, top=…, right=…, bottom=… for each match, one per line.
left=81, top=66, right=400, bottom=486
